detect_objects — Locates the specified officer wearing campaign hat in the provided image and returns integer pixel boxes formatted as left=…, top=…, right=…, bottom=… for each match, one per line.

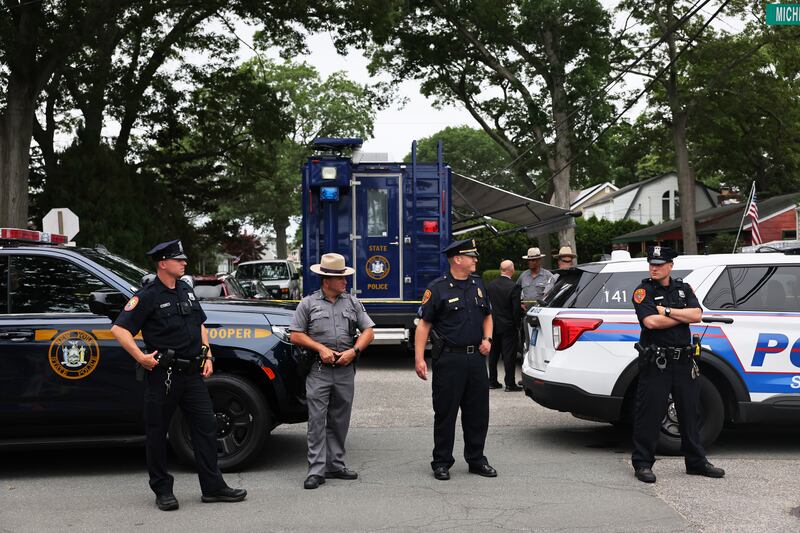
left=414, top=239, right=497, bottom=481
left=112, top=239, right=247, bottom=510
left=289, top=253, right=375, bottom=490
left=630, top=245, right=725, bottom=484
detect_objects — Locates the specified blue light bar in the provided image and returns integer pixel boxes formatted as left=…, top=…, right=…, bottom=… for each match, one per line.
left=320, top=186, right=340, bottom=201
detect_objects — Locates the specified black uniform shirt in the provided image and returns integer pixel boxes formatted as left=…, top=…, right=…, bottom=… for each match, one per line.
left=418, top=271, right=491, bottom=346
left=633, top=277, right=700, bottom=348
left=115, top=277, right=206, bottom=356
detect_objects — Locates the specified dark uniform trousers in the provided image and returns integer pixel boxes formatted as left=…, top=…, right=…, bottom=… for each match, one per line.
left=144, top=366, right=224, bottom=496
left=488, top=329, right=517, bottom=388
left=631, top=358, right=706, bottom=470
left=431, top=349, right=490, bottom=469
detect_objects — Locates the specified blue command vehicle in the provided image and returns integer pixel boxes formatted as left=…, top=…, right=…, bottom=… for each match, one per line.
left=301, top=138, right=451, bottom=345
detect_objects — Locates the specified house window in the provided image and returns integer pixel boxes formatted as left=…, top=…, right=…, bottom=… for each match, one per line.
left=662, top=190, right=680, bottom=221
left=782, top=230, right=797, bottom=240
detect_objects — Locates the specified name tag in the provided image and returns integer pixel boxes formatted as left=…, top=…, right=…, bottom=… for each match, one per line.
left=654, top=296, right=664, bottom=301
left=448, top=297, right=460, bottom=303
left=160, top=302, right=171, bottom=308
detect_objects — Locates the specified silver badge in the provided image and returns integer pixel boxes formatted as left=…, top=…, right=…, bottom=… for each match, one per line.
left=653, top=246, right=661, bottom=257
left=188, top=292, right=196, bottom=301
left=678, top=289, right=685, bottom=298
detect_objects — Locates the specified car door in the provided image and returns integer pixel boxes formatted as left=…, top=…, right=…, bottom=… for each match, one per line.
left=0, top=252, right=143, bottom=435
left=701, top=263, right=800, bottom=398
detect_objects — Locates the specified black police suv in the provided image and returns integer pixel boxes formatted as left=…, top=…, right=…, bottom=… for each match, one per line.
left=0, top=229, right=306, bottom=471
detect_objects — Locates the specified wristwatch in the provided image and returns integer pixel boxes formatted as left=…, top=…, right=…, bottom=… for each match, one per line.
left=482, top=336, right=492, bottom=343
left=664, top=307, right=672, bottom=317
left=354, top=347, right=361, bottom=356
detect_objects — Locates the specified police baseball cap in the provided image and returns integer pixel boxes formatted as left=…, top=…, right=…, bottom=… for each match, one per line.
left=147, top=239, right=188, bottom=261
left=443, top=239, right=479, bottom=258
left=647, top=245, right=677, bottom=265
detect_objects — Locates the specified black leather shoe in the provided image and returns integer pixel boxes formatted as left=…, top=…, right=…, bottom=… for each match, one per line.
left=201, top=486, right=247, bottom=503
left=686, top=462, right=725, bottom=478
left=517, top=380, right=523, bottom=387
left=155, top=493, right=179, bottom=511
left=504, top=385, right=523, bottom=392
left=489, top=382, right=503, bottom=389
left=433, top=467, right=450, bottom=481
left=468, top=464, right=498, bottom=477
left=635, top=467, right=656, bottom=483
left=303, top=475, right=326, bottom=489
left=325, top=468, right=358, bottom=480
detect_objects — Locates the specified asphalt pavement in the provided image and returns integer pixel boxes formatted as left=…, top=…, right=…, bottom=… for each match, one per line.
left=3, top=349, right=800, bottom=532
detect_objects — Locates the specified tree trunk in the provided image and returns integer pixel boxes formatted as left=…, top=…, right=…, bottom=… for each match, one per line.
left=542, top=29, right=577, bottom=257
left=0, top=84, right=36, bottom=227
left=672, top=110, right=698, bottom=254
left=274, top=218, right=289, bottom=259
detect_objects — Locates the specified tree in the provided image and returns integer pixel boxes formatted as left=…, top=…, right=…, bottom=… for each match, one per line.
left=1, top=0, right=345, bottom=228
left=209, top=59, right=388, bottom=257
left=339, top=0, right=616, bottom=255
left=405, top=126, right=523, bottom=193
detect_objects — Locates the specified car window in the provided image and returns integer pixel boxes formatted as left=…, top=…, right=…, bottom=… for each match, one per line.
left=194, top=284, right=223, bottom=299
left=705, top=266, right=800, bottom=312
left=259, top=263, right=289, bottom=280
left=581, top=270, right=691, bottom=309
left=0, top=257, right=8, bottom=313
left=8, top=255, right=111, bottom=314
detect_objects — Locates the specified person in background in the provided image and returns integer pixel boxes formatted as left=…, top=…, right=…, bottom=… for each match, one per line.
left=487, top=260, right=522, bottom=391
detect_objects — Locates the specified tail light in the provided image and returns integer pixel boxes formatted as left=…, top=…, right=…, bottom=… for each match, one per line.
left=552, top=317, right=602, bottom=350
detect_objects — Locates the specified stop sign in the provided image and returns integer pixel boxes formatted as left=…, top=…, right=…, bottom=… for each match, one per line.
left=43, top=208, right=80, bottom=241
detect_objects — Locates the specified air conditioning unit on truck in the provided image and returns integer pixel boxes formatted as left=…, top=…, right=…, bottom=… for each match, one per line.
left=300, top=137, right=580, bottom=348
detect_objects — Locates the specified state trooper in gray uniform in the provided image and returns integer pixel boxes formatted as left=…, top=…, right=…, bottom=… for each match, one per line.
left=289, top=253, right=375, bottom=489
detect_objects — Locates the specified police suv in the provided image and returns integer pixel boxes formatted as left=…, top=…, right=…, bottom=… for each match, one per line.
left=521, top=250, right=800, bottom=453
left=0, top=228, right=307, bottom=470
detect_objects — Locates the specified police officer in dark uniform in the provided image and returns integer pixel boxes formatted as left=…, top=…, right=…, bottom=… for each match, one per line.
left=111, top=240, right=247, bottom=511
left=631, top=245, right=725, bottom=483
left=414, top=239, right=497, bottom=481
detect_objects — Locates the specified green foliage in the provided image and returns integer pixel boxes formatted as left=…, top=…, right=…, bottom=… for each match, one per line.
left=34, top=144, right=192, bottom=266
left=574, top=216, right=648, bottom=262
left=481, top=268, right=521, bottom=285
left=705, top=233, right=737, bottom=255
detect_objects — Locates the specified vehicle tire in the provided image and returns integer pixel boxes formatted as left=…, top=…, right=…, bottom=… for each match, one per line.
left=169, top=373, right=272, bottom=472
left=656, top=374, right=724, bottom=456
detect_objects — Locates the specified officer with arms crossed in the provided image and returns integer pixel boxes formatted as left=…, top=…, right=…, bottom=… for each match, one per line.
left=111, top=240, right=246, bottom=511
left=415, top=239, right=497, bottom=481
left=631, top=245, right=725, bottom=483
left=289, top=253, right=375, bottom=490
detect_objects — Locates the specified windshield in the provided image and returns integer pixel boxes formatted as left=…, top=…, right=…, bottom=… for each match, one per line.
left=237, top=262, right=289, bottom=281
left=74, top=248, right=149, bottom=290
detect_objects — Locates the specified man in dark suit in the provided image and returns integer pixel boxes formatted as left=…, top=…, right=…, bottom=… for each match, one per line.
left=487, top=260, right=522, bottom=391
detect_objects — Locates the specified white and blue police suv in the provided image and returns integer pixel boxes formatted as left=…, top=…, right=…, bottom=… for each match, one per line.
left=521, top=250, right=800, bottom=453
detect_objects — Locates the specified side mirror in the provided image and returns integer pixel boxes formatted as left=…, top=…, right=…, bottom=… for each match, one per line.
left=89, top=290, right=127, bottom=320
left=292, top=272, right=300, bottom=280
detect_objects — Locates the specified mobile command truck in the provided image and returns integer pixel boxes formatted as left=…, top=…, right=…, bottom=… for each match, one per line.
left=300, top=138, right=451, bottom=347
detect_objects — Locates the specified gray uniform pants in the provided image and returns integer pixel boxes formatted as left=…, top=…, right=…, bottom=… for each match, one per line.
left=305, top=362, right=355, bottom=476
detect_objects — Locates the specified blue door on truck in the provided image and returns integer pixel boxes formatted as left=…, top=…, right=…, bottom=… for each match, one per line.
left=353, top=173, right=402, bottom=300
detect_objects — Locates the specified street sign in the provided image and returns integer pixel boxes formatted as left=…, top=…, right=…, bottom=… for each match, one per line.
left=43, top=208, right=80, bottom=241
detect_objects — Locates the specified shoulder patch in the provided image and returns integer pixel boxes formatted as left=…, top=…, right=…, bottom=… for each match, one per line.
left=633, top=288, right=647, bottom=304
left=124, top=296, right=139, bottom=312
left=421, top=289, right=432, bottom=305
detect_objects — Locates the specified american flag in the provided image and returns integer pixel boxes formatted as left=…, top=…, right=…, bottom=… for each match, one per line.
left=747, top=189, right=761, bottom=245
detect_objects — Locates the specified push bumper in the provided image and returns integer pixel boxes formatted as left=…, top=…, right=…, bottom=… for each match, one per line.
left=521, top=373, right=624, bottom=422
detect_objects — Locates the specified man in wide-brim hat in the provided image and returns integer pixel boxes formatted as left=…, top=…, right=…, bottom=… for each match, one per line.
left=555, top=246, right=577, bottom=270
left=289, top=253, right=375, bottom=489
left=517, top=247, right=554, bottom=304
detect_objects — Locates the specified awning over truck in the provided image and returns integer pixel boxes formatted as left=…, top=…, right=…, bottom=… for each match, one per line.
left=451, top=172, right=577, bottom=236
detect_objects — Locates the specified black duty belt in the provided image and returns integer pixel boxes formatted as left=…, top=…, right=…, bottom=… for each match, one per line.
left=653, top=346, right=693, bottom=361
left=442, top=345, right=479, bottom=354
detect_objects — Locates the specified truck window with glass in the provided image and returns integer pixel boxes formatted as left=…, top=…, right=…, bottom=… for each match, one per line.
left=7, top=255, right=111, bottom=314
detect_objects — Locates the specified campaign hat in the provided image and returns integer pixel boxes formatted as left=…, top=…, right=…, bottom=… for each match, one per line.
left=310, top=253, right=355, bottom=276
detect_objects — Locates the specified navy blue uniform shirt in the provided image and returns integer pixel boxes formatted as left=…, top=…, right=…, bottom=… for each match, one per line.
left=115, top=277, right=206, bottom=356
left=633, top=277, right=700, bottom=348
left=418, top=272, right=491, bottom=346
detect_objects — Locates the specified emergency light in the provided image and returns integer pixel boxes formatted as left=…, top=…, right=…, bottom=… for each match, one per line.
left=320, top=187, right=340, bottom=202
left=0, top=228, right=68, bottom=244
